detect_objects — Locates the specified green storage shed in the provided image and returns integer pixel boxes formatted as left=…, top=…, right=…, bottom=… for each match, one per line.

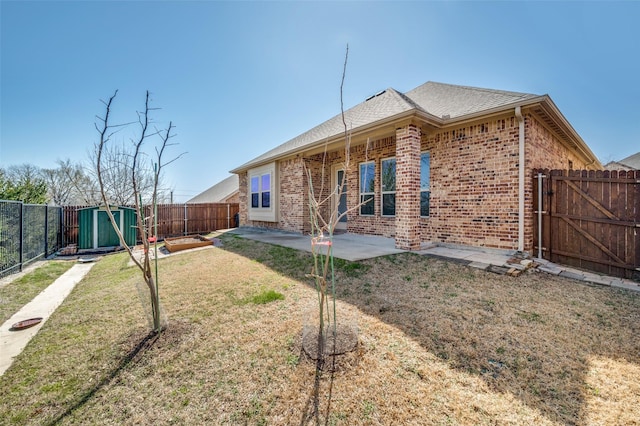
left=78, top=205, right=137, bottom=249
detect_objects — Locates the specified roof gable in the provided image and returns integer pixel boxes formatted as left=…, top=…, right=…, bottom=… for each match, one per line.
left=187, top=174, right=239, bottom=204
left=405, top=81, right=539, bottom=119
left=619, top=151, right=640, bottom=169
left=606, top=151, right=640, bottom=170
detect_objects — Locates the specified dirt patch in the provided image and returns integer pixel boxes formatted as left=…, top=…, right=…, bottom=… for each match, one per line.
left=302, top=324, right=358, bottom=360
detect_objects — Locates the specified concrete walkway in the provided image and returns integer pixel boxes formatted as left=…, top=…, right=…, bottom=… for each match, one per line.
left=0, top=261, right=97, bottom=376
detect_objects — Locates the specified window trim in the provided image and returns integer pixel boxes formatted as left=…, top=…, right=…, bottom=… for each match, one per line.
left=359, top=161, right=376, bottom=216
left=248, top=162, right=278, bottom=222
left=380, top=156, right=396, bottom=217
left=420, top=151, right=431, bottom=218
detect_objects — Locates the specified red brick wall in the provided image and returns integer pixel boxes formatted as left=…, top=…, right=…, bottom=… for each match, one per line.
left=304, top=151, right=338, bottom=234
left=238, top=171, right=248, bottom=226
left=237, top=112, right=591, bottom=254
left=345, top=136, right=397, bottom=237
left=395, top=125, right=421, bottom=250
left=420, top=116, right=521, bottom=250
left=240, top=158, right=307, bottom=232
left=279, top=158, right=307, bottom=232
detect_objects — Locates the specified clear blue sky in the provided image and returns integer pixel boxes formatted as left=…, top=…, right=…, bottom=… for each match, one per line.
left=1, top=1, right=638, bottom=202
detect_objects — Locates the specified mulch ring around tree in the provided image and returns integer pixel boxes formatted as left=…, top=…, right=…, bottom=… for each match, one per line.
left=301, top=324, right=359, bottom=370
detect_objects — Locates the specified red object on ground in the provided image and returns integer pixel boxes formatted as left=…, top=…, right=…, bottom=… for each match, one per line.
left=148, top=236, right=157, bottom=243
left=10, top=317, right=43, bottom=331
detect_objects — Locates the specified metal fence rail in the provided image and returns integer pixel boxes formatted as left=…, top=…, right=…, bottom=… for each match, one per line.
left=0, top=200, right=62, bottom=278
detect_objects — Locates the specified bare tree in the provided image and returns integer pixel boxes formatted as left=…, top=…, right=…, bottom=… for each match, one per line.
left=94, top=90, right=182, bottom=333
left=40, top=159, right=99, bottom=206
left=89, top=131, right=171, bottom=206
left=305, top=44, right=366, bottom=364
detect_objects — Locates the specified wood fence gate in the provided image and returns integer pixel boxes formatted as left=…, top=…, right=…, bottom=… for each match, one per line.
left=533, top=169, right=639, bottom=280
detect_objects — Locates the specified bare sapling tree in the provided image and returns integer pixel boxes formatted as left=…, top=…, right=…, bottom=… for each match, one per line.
left=41, top=159, right=100, bottom=205
left=89, top=136, right=167, bottom=205
left=305, top=44, right=367, bottom=368
left=94, top=90, right=182, bottom=333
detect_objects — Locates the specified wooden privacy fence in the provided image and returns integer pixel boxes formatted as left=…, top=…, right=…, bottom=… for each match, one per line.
left=63, top=203, right=239, bottom=247
left=533, top=169, right=639, bottom=280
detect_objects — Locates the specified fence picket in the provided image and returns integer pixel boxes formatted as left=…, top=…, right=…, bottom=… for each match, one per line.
left=533, top=168, right=639, bottom=280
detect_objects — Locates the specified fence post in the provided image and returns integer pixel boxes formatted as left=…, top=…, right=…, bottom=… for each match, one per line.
left=44, top=206, right=49, bottom=258
left=184, top=204, right=188, bottom=236
left=19, top=202, right=24, bottom=272
left=537, top=172, right=546, bottom=259
left=59, top=207, right=63, bottom=250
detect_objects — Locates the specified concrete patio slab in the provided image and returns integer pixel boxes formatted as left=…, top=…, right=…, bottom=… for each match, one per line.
left=226, top=227, right=639, bottom=292
left=227, top=228, right=405, bottom=261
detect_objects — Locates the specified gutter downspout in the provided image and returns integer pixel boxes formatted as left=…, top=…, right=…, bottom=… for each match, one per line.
left=515, top=106, right=525, bottom=253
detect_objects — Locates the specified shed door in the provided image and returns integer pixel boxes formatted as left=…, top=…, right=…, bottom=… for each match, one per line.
left=97, top=210, right=121, bottom=247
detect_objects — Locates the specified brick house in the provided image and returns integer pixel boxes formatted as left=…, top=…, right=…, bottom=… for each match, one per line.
left=230, top=81, right=601, bottom=254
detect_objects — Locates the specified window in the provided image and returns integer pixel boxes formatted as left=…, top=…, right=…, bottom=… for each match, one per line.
left=261, top=174, right=270, bottom=207
left=248, top=162, right=278, bottom=222
left=359, top=162, right=375, bottom=215
left=251, top=177, right=260, bottom=208
left=420, top=152, right=430, bottom=217
left=251, top=173, right=271, bottom=208
left=381, top=157, right=396, bottom=216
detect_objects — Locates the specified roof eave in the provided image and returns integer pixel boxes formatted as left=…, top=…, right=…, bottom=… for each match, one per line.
left=231, top=109, right=437, bottom=174
left=442, top=95, right=601, bottom=168
left=527, top=96, right=602, bottom=168
left=231, top=94, right=603, bottom=174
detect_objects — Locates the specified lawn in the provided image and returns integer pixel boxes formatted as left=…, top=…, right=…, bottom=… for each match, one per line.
left=0, top=233, right=638, bottom=425
left=0, top=260, right=74, bottom=325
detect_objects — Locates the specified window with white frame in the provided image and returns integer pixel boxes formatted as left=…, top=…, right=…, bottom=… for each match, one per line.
left=381, top=157, right=396, bottom=216
left=250, top=174, right=270, bottom=208
left=420, top=152, right=431, bottom=217
left=248, top=162, right=278, bottom=222
left=359, top=161, right=375, bottom=215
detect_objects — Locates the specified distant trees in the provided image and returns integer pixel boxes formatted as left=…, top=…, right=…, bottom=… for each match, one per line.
left=0, top=164, right=48, bottom=204
left=40, top=159, right=101, bottom=205
left=1, top=152, right=173, bottom=206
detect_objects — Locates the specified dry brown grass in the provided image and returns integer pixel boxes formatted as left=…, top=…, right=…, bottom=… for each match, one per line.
left=0, top=233, right=638, bottom=425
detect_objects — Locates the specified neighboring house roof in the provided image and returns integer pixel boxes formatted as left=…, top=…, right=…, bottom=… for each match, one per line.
left=231, top=81, right=599, bottom=173
left=187, top=174, right=239, bottom=204
left=604, top=151, right=640, bottom=170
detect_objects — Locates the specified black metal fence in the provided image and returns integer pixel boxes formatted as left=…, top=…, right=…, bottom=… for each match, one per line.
left=0, top=200, right=62, bottom=278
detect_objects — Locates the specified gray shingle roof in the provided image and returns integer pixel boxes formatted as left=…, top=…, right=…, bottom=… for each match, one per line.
left=605, top=151, right=640, bottom=170
left=405, top=81, right=539, bottom=119
left=187, top=174, right=239, bottom=203
left=232, top=81, right=540, bottom=172
left=619, top=151, right=640, bottom=169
